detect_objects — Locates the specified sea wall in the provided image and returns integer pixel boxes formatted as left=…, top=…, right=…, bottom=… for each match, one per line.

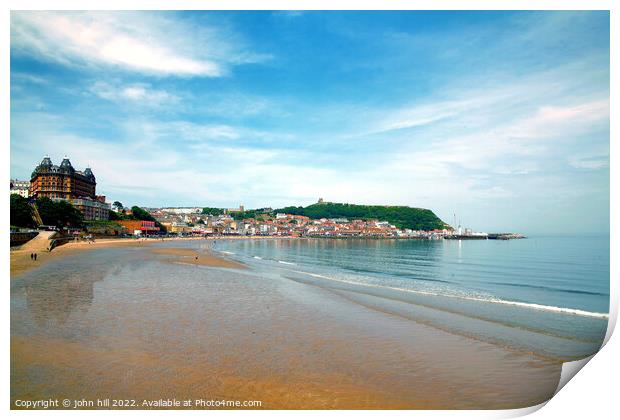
left=10, top=231, right=39, bottom=247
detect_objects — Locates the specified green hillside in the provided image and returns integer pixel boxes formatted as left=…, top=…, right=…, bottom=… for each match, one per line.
left=274, top=202, right=449, bottom=231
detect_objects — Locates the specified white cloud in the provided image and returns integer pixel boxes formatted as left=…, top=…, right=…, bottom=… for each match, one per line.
left=384, top=97, right=608, bottom=175
left=150, top=121, right=242, bottom=142
left=89, top=81, right=179, bottom=107
left=510, top=99, right=609, bottom=140
left=11, top=72, right=49, bottom=85
left=9, top=111, right=329, bottom=207
left=11, top=11, right=268, bottom=77
left=370, top=96, right=496, bottom=134
left=346, top=59, right=609, bottom=188
left=127, top=119, right=297, bottom=146
left=272, top=11, right=305, bottom=18
left=366, top=62, right=608, bottom=139
left=568, top=156, right=609, bottom=170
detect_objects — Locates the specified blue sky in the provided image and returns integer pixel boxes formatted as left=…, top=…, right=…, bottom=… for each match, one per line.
left=10, top=11, right=609, bottom=234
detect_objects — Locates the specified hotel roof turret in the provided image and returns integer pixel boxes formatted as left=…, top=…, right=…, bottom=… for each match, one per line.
left=30, top=155, right=97, bottom=200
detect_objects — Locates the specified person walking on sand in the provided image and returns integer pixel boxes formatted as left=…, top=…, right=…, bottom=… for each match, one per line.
left=30, top=253, right=33, bottom=260
left=33, top=253, right=37, bottom=261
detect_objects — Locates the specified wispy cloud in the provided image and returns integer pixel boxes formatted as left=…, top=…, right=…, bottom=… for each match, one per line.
left=568, top=155, right=610, bottom=170
left=272, top=11, right=305, bottom=18
left=89, top=81, right=180, bottom=107
left=11, top=11, right=270, bottom=77
left=138, top=120, right=243, bottom=142
left=10, top=111, right=330, bottom=206
left=11, top=72, right=49, bottom=85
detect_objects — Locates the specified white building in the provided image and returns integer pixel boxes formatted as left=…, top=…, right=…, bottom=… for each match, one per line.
left=56, top=197, right=111, bottom=221
left=259, top=224, right=277, bottom=235
left=161, top=207, right=202, bottom=214
left=234, top=221, right=247, bottom=234
left=10, top=179, right=29, bottom=198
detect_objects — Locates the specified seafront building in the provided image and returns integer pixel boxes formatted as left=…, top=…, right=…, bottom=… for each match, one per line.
left=71, top=196, right=111, bottom=221
left=160, top=207, right=203, bottom=215
left=10, top=179, right=29, bottom=198
left=147, top=207, right=451, bottom=239
left=117, top=220, right=160, bottom=235
left=30, top=156, right=96, bottom=200
left=28, top=156, right=111, bottom=221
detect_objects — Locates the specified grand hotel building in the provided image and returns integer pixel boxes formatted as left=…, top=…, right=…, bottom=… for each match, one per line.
left=29, top=156, right=110, bottom=220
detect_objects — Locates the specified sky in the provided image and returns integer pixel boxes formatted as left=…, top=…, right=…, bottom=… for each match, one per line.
left=10, top=11, right=610, bottom=234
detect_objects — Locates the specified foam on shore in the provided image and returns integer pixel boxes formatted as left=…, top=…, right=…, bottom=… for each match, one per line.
left=290, top=270, right=608, bottom=319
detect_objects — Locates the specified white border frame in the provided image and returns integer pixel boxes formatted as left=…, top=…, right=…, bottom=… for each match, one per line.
left=2, top=2, right=616, bottom=419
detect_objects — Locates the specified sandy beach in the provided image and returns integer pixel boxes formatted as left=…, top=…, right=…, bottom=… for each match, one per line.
left=10, top=236, right=259, bottom=277
left=10, top=237, right=563, bottom=409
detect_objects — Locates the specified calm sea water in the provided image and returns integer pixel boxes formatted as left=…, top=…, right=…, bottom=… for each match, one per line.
left=213, top=235, right=610, bottom=361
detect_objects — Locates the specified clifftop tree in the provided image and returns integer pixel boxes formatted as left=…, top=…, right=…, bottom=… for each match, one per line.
left=36, top=197, right=84, bottom=228
left=10, top=194, right=35, bottom=228
left=274, top=202, right=449, bottom=231
left=130, top=206, right=167, bottom=233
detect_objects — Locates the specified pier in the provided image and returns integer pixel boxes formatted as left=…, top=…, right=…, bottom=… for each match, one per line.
left=444, top=233, right=525, bottom=240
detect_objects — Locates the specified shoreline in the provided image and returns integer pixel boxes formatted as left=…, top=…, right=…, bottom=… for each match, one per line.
left=11, top=233, right=531, bottom=278
left=10, top=236, right=268, bottom=277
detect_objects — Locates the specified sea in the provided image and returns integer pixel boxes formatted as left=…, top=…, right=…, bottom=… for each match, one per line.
left=212, top=235, right=610, bottom=361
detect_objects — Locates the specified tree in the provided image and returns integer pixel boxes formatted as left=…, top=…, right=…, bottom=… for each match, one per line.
left=130, top=206, right=154, bottom=221
left=202, top=207, right=224, bottom=216
left=36, top=197, right=84, bottom=228
left=109, top=210, right=121, bottom=220
left=272, top=202, right=449, bottom=231
left=113, top=201, right=124, bottom=210
left=130, top=206, right=167, bottom=233
left=10, top=194, right=35, bottom=228
left=231, top=209, right=265, bottom=220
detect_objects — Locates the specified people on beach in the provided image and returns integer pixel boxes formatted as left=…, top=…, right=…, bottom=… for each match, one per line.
left=30, top=253, right=33, bottom=260
left=33, top=253, right=37, bottom=261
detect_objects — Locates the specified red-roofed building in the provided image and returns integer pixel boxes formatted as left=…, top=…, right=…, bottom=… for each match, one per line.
left=118, top=220, right=160, bottom=235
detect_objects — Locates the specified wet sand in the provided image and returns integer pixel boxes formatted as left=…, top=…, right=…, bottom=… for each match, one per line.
left=10, top=240, right=563, bottom=409
left=151, top=247, right=247, bottom=270
left=11, top=236, right=249, bottom=277
left=11, top=245, right=82, bottom=278
left=11, top=335, right=413, bottom=409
